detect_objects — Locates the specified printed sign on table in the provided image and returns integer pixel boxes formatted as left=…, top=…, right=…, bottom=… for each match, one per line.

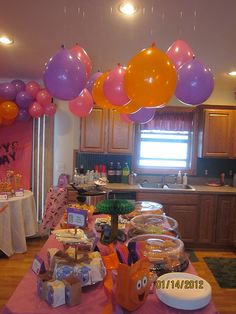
left=67, top=207, right=87, bottom=228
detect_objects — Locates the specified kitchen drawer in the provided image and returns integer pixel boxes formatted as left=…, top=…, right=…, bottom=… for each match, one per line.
left=136, top=192, right=199, bottom=205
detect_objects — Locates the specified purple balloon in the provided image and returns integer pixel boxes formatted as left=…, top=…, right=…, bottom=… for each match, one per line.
left=128, top=107, right=156, bottom=124
left=11, top=79, right=26, bottom=93
left=43, top=47, right=86, bottom=100
left=175, top=58, right=214, bottom=105
left=0, top=82, right=17, bottom=101
left=15, top=91, right=33, bottom=109
left=85, top=72, right=103, bottom=94
left=17, top=109, right=31, bottom=122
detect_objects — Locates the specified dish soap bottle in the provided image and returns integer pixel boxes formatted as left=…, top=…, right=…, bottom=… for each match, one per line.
left=176, top=171, right=182, bottom=184
left=183, top=173, right=188, bottom=185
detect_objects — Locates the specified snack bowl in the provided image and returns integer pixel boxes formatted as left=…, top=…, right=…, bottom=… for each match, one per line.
left=128, top=214, right=179, bottom=238
left=126, top=234, right=189, bottom=275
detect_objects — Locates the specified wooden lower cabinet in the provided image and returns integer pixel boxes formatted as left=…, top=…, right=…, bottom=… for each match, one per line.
left=214, top=195, right=236, bottom=245
left=136, top=191, right=236, bottom=248
left=136, top=192, right=199, bottom=244
left=168, top=205, right=199, bottom=243
left=198, top=195, right=217, bottom=244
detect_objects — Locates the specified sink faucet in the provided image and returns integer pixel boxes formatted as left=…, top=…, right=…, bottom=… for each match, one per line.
left=162, top=175, right=176, bottom=185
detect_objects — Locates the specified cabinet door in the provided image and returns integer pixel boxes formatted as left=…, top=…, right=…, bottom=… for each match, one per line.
left=107, top=109, right=134, bottom=153
left=199, top=195, right=217, bottom=244
left=80, top=107, right=107, bottom=152
left=202, top=109, right=233, bottom=157
left=232, top=110, right=236, bottom=158
left=215, top=195, right=236, bottom=245
left=168, top=205, right=199, bottom=243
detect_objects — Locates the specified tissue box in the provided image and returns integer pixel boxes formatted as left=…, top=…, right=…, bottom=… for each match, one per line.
left=46, top=280, right=65, bottom=308
left=63, top=276, right=81, bottom=306
left=52, top=251, right=106, bottom=287
left=37, top=272, right=53, bottom=300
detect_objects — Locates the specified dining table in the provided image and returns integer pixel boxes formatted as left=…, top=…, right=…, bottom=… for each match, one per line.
left=0, top=190, right=38, bottom=257
left=1, top=214, right=219, bottom=314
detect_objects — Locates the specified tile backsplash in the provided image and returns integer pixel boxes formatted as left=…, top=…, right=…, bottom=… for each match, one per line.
left=197, top=158, right=236, bottom=177
left=74, top=152, right=236, bottom=182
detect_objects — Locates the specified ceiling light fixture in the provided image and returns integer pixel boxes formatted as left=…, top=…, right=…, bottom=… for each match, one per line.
left=228, top=71, right=236, bottom=76
left=0, top=36, right=14, bottom=45
left=119, top=1, right=137, bottom=16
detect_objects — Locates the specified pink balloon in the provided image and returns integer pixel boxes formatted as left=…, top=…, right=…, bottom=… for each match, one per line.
left=36, top=89, right=51, bottom=106
left=120, top=113, right=133, bottom=123
left=68, top=88, right=93, bottom=117
left=44, top=102, right=57, bottom=116
left=29, top=101, right=44, bottom=118
left=70, top=44, right=92, bottom=78
left=25, top=81, right=41, bottom=99
left=166, top=40, right=194, bottom=70
left=103, top=64, right=130, bottom=106
left=128, top=107, right=156, bottom=124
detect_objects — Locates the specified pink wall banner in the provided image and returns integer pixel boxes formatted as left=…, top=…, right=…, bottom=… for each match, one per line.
left=0, top=120, right=33, bottom=189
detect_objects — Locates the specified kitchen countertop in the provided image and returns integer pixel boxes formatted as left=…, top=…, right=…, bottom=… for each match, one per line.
left=104, top=183, right=236, bottom=195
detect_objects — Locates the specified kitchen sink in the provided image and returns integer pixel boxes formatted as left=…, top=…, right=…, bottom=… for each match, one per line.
left=139, top=182, right=195, bottom=191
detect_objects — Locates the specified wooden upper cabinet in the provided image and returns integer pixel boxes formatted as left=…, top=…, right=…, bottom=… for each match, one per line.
left=80, top=107, right=134, bottom=153
left=232, top=110, right=236, bottom=158
left=80, top=107, right=106, bottom=152
left=201, top=109, right=233, bottom=157
left=107, top=109, right=134, bottom=153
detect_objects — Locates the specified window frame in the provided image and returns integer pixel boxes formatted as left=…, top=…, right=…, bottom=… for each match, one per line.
left=133, top=108, right=198, bottom=175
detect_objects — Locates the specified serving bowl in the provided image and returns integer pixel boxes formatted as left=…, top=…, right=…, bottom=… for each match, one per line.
left=127, top=234, right=189, bottom=275
left=128, top=214, right=179, bottom=238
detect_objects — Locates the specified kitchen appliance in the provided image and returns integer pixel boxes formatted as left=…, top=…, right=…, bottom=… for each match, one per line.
left=69, top=183, right=108, bottom=208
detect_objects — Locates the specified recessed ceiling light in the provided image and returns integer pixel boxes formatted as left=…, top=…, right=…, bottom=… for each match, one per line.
left=0, top=36, right=14, bottom=45
left=228, top=71, right=236, bottom=76
left=119, top=2, right=137, bottom=16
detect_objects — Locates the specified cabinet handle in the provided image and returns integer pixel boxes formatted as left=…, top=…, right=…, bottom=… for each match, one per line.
left=209, top=114, right=229, bottom=117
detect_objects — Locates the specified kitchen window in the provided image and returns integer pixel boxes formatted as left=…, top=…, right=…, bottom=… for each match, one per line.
left=134, top=109, right=198, bottom=175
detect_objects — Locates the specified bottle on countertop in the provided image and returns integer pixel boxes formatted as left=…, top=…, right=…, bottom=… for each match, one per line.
left=101, top=164, right=107, bottom=179
left=182, top=173, right=188, bottom=185
left=115, top=162, right=122, bottom=183
left=176, top=171, right=182, bottom=184
left=220, top=172, right=225, bottom=186
left=79, top=164, right=85, bottom=175
left=128, top=171, right=136, bottom=185
left=107, top=161, right=116, bottom=183
left=73, top=168, right=78, bottom=184
left=233, top=173, right=236, bottom=187
left=122, top=162, right=130, bottom=184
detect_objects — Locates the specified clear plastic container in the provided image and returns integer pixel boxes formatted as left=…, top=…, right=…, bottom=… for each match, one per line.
left=128, top=214, right=178, bottom=238
left=126, top=234, right=189, bottom=275
left=123, top=201, right=164, bottom=220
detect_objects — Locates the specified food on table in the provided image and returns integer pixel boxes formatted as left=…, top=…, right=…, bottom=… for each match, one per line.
left=129, top=214, right=179, bottom=238
left=126, top=234, right=189, bottom=275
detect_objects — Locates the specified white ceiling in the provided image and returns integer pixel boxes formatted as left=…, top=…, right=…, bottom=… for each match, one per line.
left=1, top=0, right=236, bottom=105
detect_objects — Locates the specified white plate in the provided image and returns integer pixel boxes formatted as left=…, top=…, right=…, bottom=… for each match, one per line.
left=155, top=272, right=212, bottom=310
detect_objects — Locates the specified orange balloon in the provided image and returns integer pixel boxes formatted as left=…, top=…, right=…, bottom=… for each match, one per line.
left=0, top=101, right=19, bottom=120
left=124, top=46, right=177, bottom=107
left=92, top=72, right=118, bottom=110
left=114, top=99, right=142, bottom=114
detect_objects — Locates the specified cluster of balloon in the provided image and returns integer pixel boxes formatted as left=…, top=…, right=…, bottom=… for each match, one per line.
left=43, top=44, right=94, bottom=118
left=91, top=44, right=177, bottom=124
left=0, top=80, right=56, bottom=127
left=166, top=40, right=214, bottom=105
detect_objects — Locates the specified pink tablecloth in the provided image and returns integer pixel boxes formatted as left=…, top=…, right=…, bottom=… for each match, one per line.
left=1, top=235, right=219, bottom=314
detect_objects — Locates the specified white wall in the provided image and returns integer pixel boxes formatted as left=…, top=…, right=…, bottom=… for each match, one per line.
left=53, top=100, right=80, bottom=185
